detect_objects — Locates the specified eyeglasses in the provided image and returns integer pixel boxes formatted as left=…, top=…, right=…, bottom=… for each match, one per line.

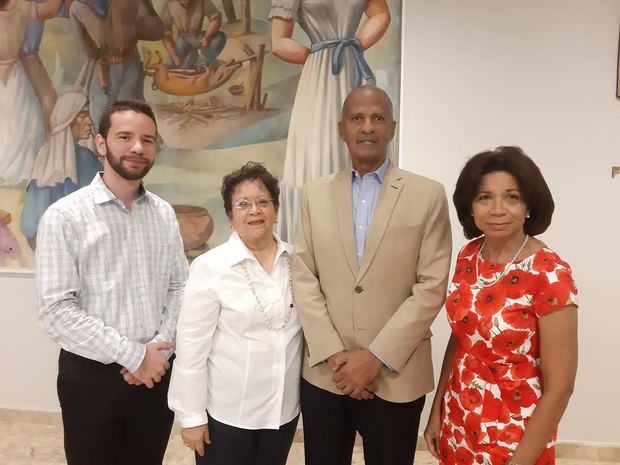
left=232, top=198, right=274, bottom=210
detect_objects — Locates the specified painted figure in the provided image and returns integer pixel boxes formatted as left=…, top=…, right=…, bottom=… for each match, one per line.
left=0, top=0, right=63, bottom=187
left=69, top=0, right=165, bottom=121
left=0, top=210, right=27, bottom=267
left=20, top=0, right=69, bottom=134
left=160, top=0, right=226, bottom=70
left=270, top=0, right=391, bottom=241
left=21, top=60, right=102, bottom=248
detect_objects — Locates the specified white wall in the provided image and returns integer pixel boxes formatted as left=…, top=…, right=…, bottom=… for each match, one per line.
left=400, top=0, right=620, bottom=444
left=1, top=0, right=619, bottom=445
left=0, top=272, right=59, bottom=411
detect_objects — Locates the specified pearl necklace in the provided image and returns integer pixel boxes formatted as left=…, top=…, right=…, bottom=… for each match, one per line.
left=241, top=253, right=295, bottom=331
left=475, top=235, right=529, bottom=288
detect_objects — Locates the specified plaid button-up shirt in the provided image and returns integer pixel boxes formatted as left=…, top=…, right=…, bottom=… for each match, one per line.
left=36, top=174, right=188, bottom=372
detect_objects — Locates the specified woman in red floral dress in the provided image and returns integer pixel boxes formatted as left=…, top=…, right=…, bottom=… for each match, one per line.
left=424, top=147, right=578, bottom=465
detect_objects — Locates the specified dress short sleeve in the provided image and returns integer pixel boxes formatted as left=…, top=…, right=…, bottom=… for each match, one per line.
left=21, top=0, right=39, bottom=22
left=269, top=0, right=301, bottom=22
left=532, top=249, right=578, bottom=317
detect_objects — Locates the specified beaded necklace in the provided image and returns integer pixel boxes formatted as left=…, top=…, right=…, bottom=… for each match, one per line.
left=241, top=253, right=295, bottom=331
left=475, top=235, right=529, bottom=288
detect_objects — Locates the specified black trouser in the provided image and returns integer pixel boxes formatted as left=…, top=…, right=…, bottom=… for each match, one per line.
left=300, top=378, right=425, bottom=465
left=195, top=414, right=299, bottom=465
left=57, top=349, right=174, bottom=465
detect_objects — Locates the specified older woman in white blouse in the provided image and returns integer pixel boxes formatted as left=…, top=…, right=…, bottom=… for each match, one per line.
left=168, top=162, right=302, bottom=465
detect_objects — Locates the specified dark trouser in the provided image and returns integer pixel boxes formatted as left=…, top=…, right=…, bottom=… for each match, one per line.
left=167, top=31, right=227, bottom=69
left=300, top=378, right=425, bottom=465
left=57, top=349, right=174, bottom=465
left=195, top=414, right=299, bottom=465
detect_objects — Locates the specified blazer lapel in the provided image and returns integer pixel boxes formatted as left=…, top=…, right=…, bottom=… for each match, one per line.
left=357, top=165, right=403, bottom=281
left=334, top=171, right=358, bottom=277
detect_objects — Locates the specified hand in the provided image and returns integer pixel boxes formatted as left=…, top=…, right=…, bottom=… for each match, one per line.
left=182, top=424, right=211, bottom=457
left=131, top=341, right=173, bottom=388
left=199, top=36, right=210, bottom=50
left=120, top=367, right=143, bottom=386
left=172, top=54, right=182, bottom=67
left=327, top=350, right=349, bottom=372
left=332, top=349, right=382, bottom=396
left=349, top=382, right=378, bottom=400
left=423, top=407, right=441, bottom=459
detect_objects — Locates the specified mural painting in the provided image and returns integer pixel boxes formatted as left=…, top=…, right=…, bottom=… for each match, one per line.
left=0, top=0, right=402, bottom=270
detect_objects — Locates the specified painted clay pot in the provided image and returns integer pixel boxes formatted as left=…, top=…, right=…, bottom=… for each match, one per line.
left=172, top=205, right=214, bottom=251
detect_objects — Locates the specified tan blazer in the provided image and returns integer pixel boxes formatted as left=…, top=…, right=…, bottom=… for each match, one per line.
left=293, top=162, right=452, bottom=403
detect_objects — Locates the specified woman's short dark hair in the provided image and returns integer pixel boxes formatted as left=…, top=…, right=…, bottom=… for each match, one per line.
left=221, top=162, right=280, bottom=217
left=98, top=100, right=157, bottom=139
left=453, top=146, right=554, bottom=239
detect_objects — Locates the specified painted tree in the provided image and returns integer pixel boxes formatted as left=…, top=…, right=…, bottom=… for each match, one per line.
left=242, top=0, right=251, bottom=34
left=221, top=0, right=237, bottom=22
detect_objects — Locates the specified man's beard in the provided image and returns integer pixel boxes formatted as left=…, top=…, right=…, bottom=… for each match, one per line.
left=105, top=144, right=155, bottom=181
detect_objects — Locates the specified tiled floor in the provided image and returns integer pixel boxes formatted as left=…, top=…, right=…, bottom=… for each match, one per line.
left=0, top=412, right=618, bottom=465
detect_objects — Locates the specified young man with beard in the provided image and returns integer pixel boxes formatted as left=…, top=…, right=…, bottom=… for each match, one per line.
left=36, top=100, right=189, bottom=465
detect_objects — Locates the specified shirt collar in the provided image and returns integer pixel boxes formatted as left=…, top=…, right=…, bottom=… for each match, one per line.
left=90, top=172, right=149, bottom=205
left=226, top=230, right=293, bottom=267
left=351, top=156, right=391, bottom=183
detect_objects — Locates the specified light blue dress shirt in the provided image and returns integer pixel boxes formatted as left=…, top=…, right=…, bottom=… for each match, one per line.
left=352, top=156, right=390, bottom=266
left=351, top=157, right=394, bottom=371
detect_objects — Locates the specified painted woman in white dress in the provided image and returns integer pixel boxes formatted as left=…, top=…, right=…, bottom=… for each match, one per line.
left=0, top=0, right=62, bottom=187
left=270, top=0, right=390, bottom=241
left=20, top=60, right=103, bottom=249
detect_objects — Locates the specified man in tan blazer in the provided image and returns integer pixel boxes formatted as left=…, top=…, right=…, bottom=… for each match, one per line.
left=293, top=85, right=452, bottom=465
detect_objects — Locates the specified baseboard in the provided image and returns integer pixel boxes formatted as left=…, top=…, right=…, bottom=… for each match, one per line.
left=2, top=408, right=618, bottom=462
left=290, top=422, right=620, bottom=462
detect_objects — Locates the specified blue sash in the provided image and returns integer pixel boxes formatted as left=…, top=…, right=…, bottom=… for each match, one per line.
left=309, top=38, right=375, bottom=86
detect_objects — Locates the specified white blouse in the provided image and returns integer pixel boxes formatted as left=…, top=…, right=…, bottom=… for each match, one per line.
left=168, top=232, right=302, bottom=430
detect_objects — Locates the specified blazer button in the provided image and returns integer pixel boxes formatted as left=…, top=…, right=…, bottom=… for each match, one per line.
left=354, top=285, right=363, bottom=294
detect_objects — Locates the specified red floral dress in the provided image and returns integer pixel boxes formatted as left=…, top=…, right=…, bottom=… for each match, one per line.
left=440, top=238, right=578, bottom=465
